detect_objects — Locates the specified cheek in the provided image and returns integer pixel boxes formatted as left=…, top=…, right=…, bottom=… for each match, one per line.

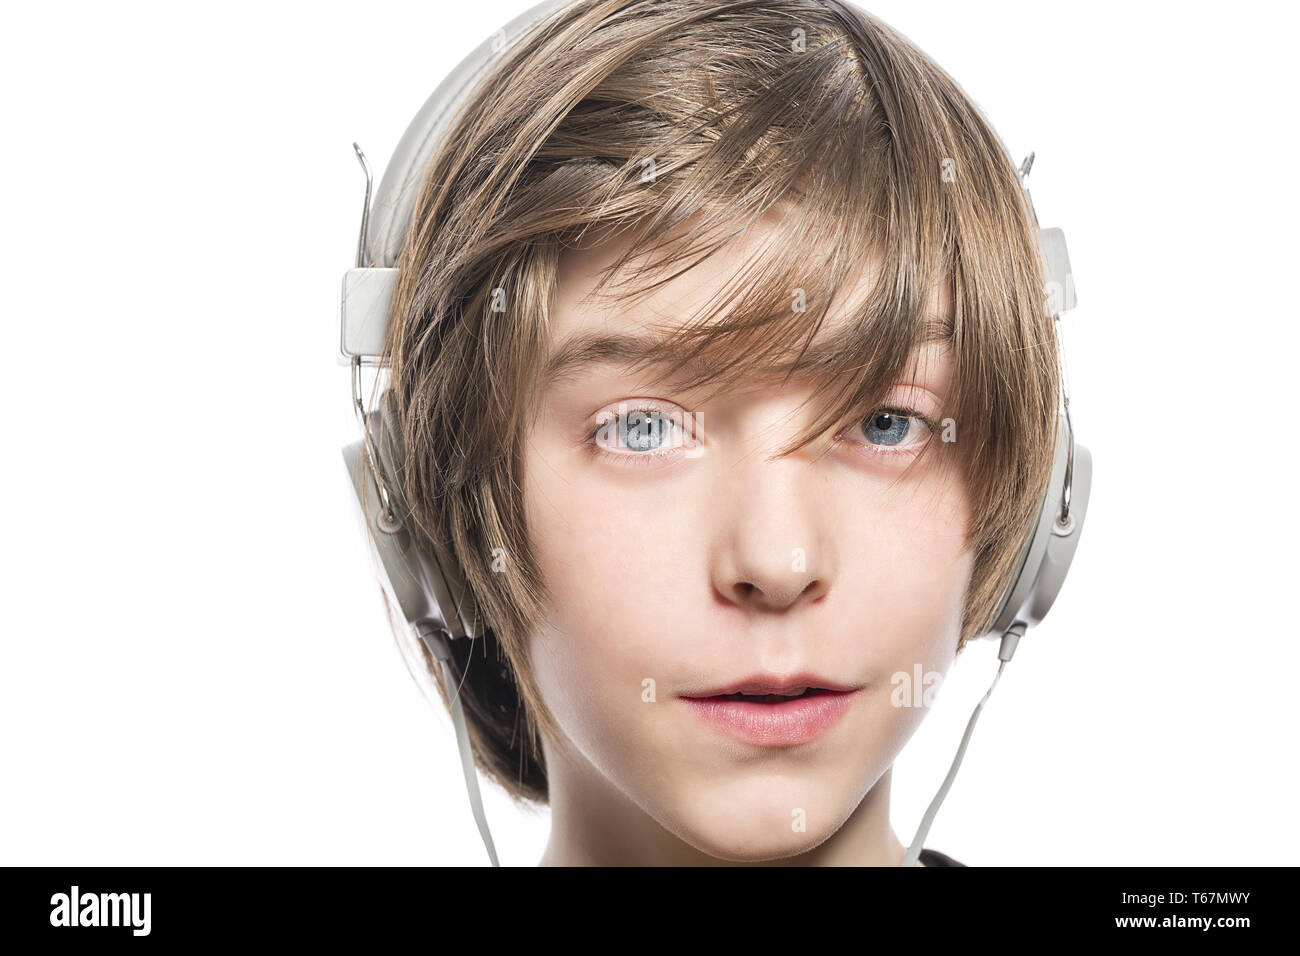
left=520, top=443, right=703, bottom=766
left=525, top=454, right=696, bottom=648
left=847, top=474, right=973, bottom=672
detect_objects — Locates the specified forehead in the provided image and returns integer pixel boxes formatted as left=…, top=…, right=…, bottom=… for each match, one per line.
left=547, top=210, right=954, bottom=389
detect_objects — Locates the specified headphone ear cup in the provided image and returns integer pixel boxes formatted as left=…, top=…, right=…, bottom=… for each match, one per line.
left=985, top=423, right=1092, bottom=637
left=373, top=388, right=486, bottom=640
left=1020, top=441, right=1090, bottom=625
left=343, top=437, right=442, bottom=629
left=342, top=387, right=486, bottom=640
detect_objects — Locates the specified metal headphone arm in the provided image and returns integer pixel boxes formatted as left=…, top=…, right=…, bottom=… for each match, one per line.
left=1018, top=151, right=1076, bottom=534
left=349, top=143, right=399, bottom=531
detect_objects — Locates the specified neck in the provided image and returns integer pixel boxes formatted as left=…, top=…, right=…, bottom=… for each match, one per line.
left=538, top=736, right=917, bottom=866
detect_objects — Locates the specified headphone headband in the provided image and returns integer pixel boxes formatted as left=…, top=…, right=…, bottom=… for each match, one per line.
left=365, top=0, right=571, bottom=269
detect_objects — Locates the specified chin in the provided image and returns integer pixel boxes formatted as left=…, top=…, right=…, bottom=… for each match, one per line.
left=671, top=816, right=840, bottom=863
left=660, top=775, right=849, bottom=862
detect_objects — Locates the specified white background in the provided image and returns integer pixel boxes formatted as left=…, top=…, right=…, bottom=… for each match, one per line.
left=2, top=0, right=1296, bottom=866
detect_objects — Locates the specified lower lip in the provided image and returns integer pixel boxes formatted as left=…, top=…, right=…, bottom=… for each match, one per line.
left=681, top=690, right=858, bottom=746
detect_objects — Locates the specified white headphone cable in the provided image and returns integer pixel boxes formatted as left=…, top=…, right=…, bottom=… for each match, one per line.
left=900, top=623, right=1024, bottom=867
left=416, top=622, right=501, bottom=867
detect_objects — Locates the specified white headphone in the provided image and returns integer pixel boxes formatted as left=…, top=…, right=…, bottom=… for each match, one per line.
left=338, top=0, right=1091, bottom=866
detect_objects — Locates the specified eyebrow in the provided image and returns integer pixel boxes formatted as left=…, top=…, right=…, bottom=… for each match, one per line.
left=542, top=330, right=714, bottom=390
left=541, top=313, right=953, bottom=391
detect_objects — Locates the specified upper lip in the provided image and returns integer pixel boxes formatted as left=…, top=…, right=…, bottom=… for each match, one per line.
left=684, top=672, right=857, bottom=698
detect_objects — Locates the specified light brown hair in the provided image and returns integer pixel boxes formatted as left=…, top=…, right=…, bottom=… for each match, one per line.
left=373, top=0, right=1060, bottom=805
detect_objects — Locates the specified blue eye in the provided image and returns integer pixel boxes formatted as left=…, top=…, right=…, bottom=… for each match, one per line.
left=861, top=410, right=916, bottom=446
left=622, top=410, right=673, bottom=451
left=591, top=407, right=687, bottom=453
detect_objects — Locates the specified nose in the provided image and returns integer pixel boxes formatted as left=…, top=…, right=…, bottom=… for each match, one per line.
left=710, top=451, right=834, bottom=615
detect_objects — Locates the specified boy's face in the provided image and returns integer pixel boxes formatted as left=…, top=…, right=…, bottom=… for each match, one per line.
left=522, top=215, right=973, bottom=861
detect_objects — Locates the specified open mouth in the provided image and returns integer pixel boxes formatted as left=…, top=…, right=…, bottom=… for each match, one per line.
left=681, top=684, right=858, bottom=746
left=710, top=688, right=829, bottom=703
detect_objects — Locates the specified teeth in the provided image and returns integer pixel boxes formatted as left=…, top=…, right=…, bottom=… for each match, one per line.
left=735, top=687, right=809, bottom=698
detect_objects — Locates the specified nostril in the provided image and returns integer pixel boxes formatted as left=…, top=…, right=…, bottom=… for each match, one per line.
left=801, top=578, right=828, bottom=602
